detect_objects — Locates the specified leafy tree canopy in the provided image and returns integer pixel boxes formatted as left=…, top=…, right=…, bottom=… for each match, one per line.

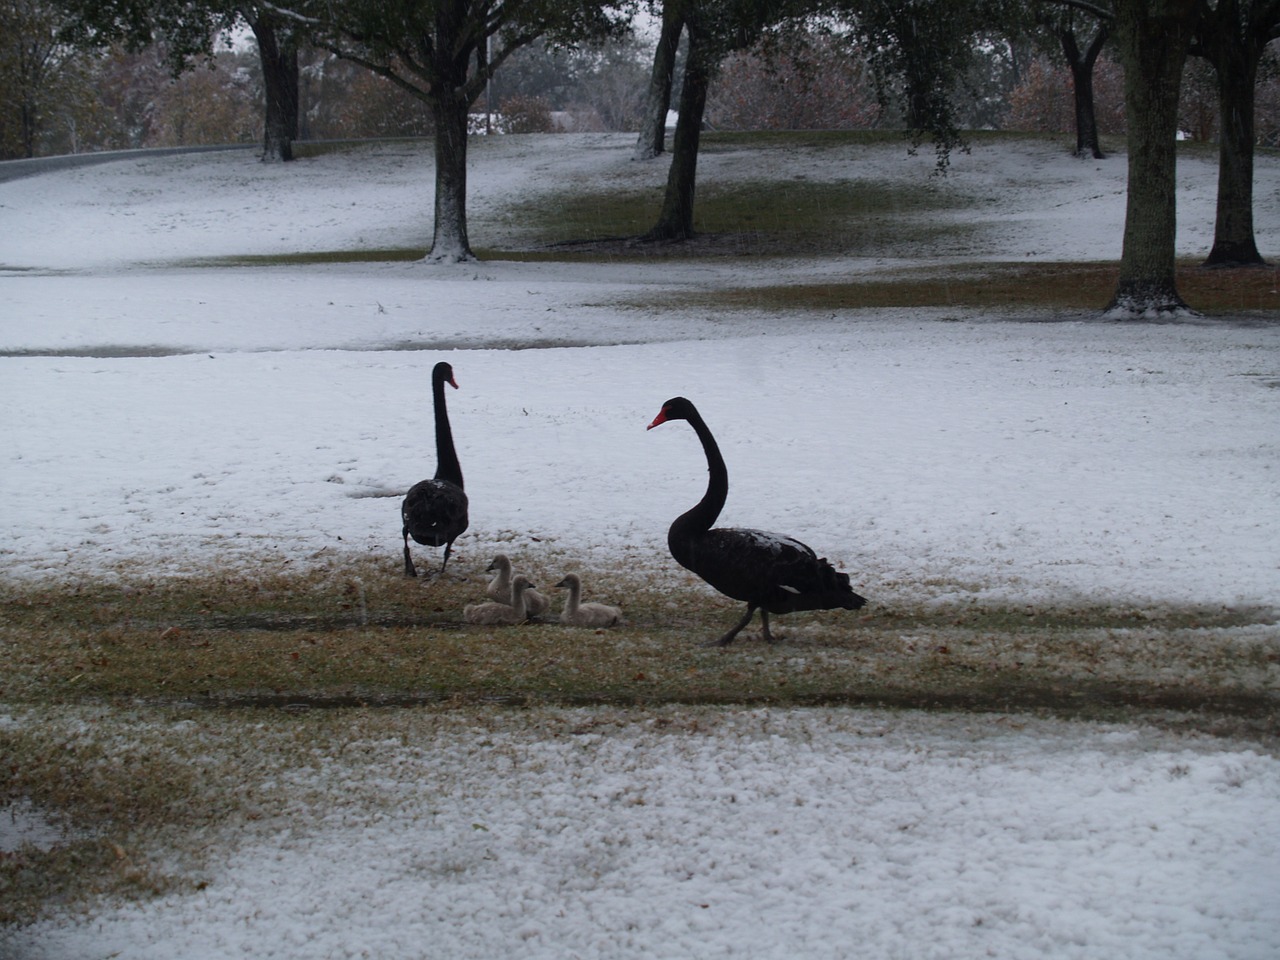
left=293, top=0, right=636, bottom=105
left=53, top=0, right=237, bottom=72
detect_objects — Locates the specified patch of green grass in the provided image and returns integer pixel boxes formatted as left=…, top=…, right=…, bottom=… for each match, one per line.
left=659, top=260, right=1280, bottom=313
left=698, top=178, right=968, bottom=249
left=167, top=251, right=1278, bottom=315
left=173, top=248, right=428, bottom=268
left=290, top=137, right=430, bottom=159
left=172, top=247, right=697, bottom=268
left=695, top=129, right=1111, bottom=154
left=702, top=129, right=913, bottom=150
left=503, top=185, right=660, bottom=244
left=2, top=561, right=1275, bottom=716
left=506, top=176, right=972, bottom=254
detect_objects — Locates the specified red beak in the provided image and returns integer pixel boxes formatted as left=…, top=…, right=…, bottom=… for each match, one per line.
left=646, top=410, right=668, bottom=430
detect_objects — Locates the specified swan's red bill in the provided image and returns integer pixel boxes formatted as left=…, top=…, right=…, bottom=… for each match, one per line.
left=647, top=409, right=669, bottom=430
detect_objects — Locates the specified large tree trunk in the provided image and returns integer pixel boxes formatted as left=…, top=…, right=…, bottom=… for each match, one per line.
left=428, top=93, right=474, bottom=262
left=1198, top=0, right=1268, bottom=268
left=20, top=101, right=36, bottom=159
left=634, top=2, right=684, bottom=161
left=1059, top=24, right=1108, bottom=160
left=1104, top=0, right=1198, bottom=318
left=251, top=16, right=300, bottom=163
left=643, top=17, right=712, bottom=241
left=1205, top=54, right=1263, bottom=267
left=422, top=0, right=477, bottom=262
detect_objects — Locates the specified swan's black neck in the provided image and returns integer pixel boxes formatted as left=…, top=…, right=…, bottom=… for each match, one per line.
left=432, top=372, right=463, bottom=489
left=673, top=407, right=727, bottom=537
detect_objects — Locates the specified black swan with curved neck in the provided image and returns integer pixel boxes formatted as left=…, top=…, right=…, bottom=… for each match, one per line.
left=648, top=396, right=866, bottom=646
left=402, top=361, right=469, bottom=578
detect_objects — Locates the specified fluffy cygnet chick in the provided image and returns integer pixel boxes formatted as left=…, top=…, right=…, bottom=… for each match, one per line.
left=465, top=575, right=538, bottom=625
left=486, top=553, right=550, bottom=617
left=555, top=573, right=623, bottom=628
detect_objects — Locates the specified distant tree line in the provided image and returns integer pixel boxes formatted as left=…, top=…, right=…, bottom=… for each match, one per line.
left=7, top=2, right=1275, bottom=157
left=2, top=0, right=1278, bottom=312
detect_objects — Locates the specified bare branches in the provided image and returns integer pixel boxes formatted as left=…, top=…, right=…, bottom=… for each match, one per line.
left=1049, top=0, right=1114, bottom=20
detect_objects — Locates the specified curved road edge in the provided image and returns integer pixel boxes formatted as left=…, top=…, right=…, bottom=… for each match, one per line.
left=0, top=144, right=255, bottom=184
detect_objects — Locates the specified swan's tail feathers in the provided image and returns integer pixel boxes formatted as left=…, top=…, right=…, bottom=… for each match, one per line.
left=823, top=562, right=868, bottom=610
left=841, top=589, right=868, bottom=610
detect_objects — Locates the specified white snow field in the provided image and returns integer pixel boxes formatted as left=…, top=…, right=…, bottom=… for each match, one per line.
left=1, top=133, right=1278, bottom=959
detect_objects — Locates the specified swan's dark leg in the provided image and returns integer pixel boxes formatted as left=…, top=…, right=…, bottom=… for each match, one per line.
left=403, top=529, right=418, bottom=578
left=760, top=610, right=777, bottom=644
left=438, top=539, right=454, bottom=576
left=707, top=604, right=757, bottom=647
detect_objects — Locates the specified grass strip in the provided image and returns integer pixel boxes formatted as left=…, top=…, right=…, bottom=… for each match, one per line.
left=3, top=561, right=1275, bottom=717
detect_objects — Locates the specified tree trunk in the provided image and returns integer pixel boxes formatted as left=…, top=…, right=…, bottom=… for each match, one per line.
left=1059, top=25, right=1108, bottom=159
left=20, top=101, right=36, bottom=159
left=252, top=18, right=299, bottom=163
left=643, top=17, right=712, bottom=242
left=634, top=2, right=684, bottom=161
left=1204, top=54, right=1263, bottom=266
left=428, top=93, right=474, bottom=262
left=1104, top=0, right=1198, bottom=318
left=1198, top=0, right=1268, bottom=268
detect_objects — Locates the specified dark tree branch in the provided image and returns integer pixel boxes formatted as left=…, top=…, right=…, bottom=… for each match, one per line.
left=1050, top=0, right=1115, bottom=20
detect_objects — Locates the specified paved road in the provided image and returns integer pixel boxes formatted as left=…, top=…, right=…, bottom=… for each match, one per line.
left=0, top=144, right=254, bottom=184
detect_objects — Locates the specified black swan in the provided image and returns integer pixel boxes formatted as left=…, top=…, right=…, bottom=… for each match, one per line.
left=647, top=396, right=866, bottom=646
left=401, top=361, right=469, bottom=578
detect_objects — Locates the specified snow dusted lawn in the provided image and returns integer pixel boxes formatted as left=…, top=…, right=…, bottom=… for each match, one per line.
left=1, top=134, right=1278, bottom=958
left=6, top=706, right=1280, bottom=960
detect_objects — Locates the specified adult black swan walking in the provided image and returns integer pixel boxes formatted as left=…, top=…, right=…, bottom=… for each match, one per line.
left=402, top=361, right=469, bottom=578
left=647, top=396, right=866, bottom=646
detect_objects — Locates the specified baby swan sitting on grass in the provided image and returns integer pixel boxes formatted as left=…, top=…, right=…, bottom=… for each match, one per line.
left=486, top=553, right=550, bottom=617
left=555, top=573, right=623, bottom=628
left=465, top=575, right=538, bottom=625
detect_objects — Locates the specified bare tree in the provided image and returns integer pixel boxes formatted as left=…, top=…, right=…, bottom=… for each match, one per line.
left=706, top=29, right=882, bottom=131
left=288, top=0, right=630, bottom=262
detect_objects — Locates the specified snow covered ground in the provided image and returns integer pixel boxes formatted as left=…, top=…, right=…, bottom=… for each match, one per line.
left=1, top=134, right=1278, bottom=958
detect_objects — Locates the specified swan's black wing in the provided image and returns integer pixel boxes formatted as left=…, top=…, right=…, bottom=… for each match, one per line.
left=402, top=479, right=469, bottom=547
left=677, top=527, right=865, bottom=614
